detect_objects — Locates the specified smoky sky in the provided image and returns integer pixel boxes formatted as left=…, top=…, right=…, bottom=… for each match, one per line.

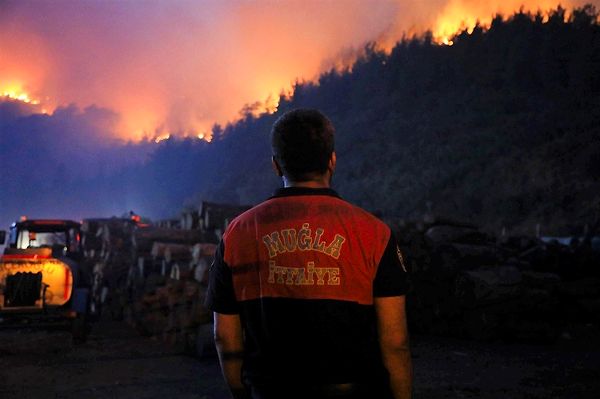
left=0, top=98, right=154, bottom=230
left=2, top=0, right=595, bottom=140
left=0, top=0, right=400, bottom=139
left=1, top=0, right=598, bottom=231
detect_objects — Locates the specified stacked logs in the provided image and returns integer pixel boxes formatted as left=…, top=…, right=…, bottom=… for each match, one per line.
left=123, top=202, right=249, bottom=353
left=81, top=218, right=137, bottom=319
left=79, top=211, right=227, bottom=355
left=126, top=228, right=218, bottom=355
left=81, top=206, right=598, bottom=347
left=79, top=203, right=251, bottom=355
left=395, top=216, right=600, bottom=342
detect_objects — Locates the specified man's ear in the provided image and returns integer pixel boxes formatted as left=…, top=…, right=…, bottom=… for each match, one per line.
left=328, top=152, right=337, bottom=174
left=272, top=156, right=284, bottom=177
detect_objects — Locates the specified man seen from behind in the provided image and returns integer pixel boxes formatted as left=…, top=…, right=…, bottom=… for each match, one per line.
left=205, top=108, right=412, bottom=399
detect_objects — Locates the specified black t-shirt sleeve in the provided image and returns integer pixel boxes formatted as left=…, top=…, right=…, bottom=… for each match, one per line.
left=204, top=240, right=240, bottom=314
left=373, top=232, right=410, bottom=297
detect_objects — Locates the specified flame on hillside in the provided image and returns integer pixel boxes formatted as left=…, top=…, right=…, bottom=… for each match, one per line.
left=0, top=1, right=595, bottom=141
left=154, top=134, right=170, bottom=143
left=1, top=84, right=53, bottom=115
left=2, top=85, right=41, bottom=105
left=372, top=1, right=586, bottom=50
left=2, top=90, right=38, bottom=105
left=430, top=0, right=575, bottom=45
left=241, top=93, right=281, bottom=119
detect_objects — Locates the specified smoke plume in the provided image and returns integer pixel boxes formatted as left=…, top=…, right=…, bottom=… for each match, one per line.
left=2, top=0, right=593, bottom=140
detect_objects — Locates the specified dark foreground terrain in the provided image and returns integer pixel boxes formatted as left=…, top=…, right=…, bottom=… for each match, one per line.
left=0, top=320, right=599, bottom=398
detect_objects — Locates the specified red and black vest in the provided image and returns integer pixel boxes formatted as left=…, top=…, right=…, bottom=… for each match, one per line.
left=206, top=187, right=408, bottom=387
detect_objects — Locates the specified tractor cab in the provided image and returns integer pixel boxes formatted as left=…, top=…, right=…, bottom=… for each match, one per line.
left=5, top=219, right=82, bottom=260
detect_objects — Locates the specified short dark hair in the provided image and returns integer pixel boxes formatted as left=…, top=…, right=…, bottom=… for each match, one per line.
left=271, top=109, right=335, bottom=182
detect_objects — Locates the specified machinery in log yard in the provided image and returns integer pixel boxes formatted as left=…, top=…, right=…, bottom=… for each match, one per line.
left=0, top=219, right=91, bottom=341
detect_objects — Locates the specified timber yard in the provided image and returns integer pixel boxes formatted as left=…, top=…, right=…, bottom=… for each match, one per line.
left=1, top=204, right=599, bottom=398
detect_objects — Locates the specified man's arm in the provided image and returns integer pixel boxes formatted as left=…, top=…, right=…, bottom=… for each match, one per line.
left=375, top=295, right=412, bottom=399
left=214, top=312, right=247, bottom=399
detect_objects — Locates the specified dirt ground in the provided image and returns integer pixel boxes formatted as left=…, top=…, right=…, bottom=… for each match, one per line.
left=0, top=320, right=227, bottom=399
left=0, top=320, right=599, bottom=398
left=410, top=325, right=600, bottom=398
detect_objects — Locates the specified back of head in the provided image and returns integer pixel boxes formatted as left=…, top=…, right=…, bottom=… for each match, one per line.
left=271, top=108, right=335, bottom=182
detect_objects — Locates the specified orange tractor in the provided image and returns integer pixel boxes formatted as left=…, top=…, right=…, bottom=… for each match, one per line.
left=0, top=219, right=91, bottom=341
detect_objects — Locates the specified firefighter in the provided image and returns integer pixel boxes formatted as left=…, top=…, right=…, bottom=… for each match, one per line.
left=206, top=109, right=411, bottom=399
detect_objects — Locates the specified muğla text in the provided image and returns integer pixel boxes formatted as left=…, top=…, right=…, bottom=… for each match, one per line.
left=262, top=223, right=346, bottom=286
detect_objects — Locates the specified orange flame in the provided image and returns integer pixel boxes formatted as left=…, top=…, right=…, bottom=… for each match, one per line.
left=1, top=84, right=53, bottom=115
left=154, top=133, right=170, bottom=143
left=2, top=90, right=38, bottom=104
left=1, top=84, right=42, bottom=105
left=431, top=0, right=576, bottom=45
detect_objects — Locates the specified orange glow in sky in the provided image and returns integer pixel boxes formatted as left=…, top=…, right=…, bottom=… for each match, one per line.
left=430, top=0, right=572, bottom=45
left=1, top=1, right=597, bottom=142
left=2, top=86, right=39, bottom=104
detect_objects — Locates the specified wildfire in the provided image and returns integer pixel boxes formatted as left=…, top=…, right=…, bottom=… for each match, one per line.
left=430, top=0, right=570, bottom=45
left=1, top=84, right=53, bottom=115
left=262, top=94, right=280, bottom=115
left=433, top=7, right=480, bottom=45
left=0, top=1, right=588, bottom=143
left=2, top=88, right=40, bottom=105
left=241, top=93, right=282, bottom=119
left=154, top=133, right=171, bottom=143
left=261, top=94, right=281, bottom=114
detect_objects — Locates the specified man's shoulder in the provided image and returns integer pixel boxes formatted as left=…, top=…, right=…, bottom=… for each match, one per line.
left=222, top=199, right=273, bottom=235
left=332, top=198, right=390, bottom=232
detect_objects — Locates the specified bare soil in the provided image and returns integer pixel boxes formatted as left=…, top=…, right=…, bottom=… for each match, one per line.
left=0, top=320, right=227, bottom=399
left=411, top=324, right=600, bottom=398
left=0, top=320, right=598, bottom=398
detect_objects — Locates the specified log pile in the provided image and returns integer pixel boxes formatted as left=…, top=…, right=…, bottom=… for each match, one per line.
left=128, top=228, right=217, bottom=355
left=198, top=201, right=251, bottom=232
left=395, top=216, right=600, bottom=342
left=81, top=205, right=598, bottom=347
left=80, top=203, right=246, bottom=356
left=81, top=217, right=137, bottom=319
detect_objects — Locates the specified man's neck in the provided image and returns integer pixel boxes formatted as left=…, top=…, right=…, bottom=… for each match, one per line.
left=283, top=176, right=330, bottom=189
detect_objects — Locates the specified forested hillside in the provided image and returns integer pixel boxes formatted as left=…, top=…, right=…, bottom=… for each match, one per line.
left=79, top=5, right=600, bottom=235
